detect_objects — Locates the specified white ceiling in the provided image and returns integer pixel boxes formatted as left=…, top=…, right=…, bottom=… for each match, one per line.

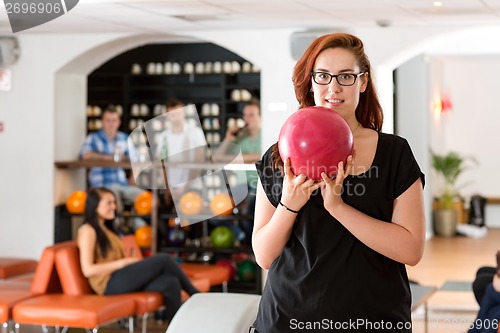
left=2, top=0, right=500, bottom=34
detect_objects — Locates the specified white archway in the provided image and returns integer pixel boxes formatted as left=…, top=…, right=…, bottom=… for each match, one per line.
left=53, top=34, right=202, bottom=202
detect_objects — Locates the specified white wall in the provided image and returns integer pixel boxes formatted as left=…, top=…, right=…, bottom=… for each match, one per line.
left=435, top=58, right=500, bottom=227
left=2, top=25, right=500, bottom=258
left=0, top=33, right=132, bottom=258
left=395, top=55, right=432, bottom=236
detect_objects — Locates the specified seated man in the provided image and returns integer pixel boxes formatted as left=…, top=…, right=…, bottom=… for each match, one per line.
left=80, top=106, right=145, bottom=221
left=155, top=98, right=207, bottom=208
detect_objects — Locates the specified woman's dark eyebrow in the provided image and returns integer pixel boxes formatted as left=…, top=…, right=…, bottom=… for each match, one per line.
left=314, top=68, right=356, bottom=73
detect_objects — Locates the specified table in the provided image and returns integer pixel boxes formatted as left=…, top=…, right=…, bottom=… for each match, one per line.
left=410, top=283, right=437, bottom=333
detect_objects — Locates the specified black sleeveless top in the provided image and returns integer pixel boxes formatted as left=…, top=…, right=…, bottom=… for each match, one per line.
left=253, top=132, right=425, bottom=333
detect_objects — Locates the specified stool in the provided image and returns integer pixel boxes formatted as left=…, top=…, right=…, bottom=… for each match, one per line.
left=0, top=258, right=37, bottom=279
left=179, top=263, right=230, bottom=292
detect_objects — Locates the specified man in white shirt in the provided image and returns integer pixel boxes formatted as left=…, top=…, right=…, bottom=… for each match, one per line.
left=156, top=98, right=207, bottom=206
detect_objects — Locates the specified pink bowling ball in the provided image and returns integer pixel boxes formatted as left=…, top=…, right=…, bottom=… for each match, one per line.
left=278, top=106, right=353, bottom=180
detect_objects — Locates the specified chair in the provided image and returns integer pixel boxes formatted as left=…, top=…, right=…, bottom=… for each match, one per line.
left=54, top=241, right=163, bottom=333
left=166, top=292, right=261, bottom=333
left=179, top=263, right=230, bottom=293
left=12, top=241, right=136, bottom=333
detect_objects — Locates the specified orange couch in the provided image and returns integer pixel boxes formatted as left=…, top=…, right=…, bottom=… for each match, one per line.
left=10, top=242, right=136, bottom=333
left=55, top=241, right=163, bottom=333
left=1, top=242, right=69, bottom=332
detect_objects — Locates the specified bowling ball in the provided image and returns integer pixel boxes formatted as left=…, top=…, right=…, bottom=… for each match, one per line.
left=216, top=259, right=237, bottom=281
left=237, top=260, right=257, bottom=282
left=178, top=191, right=204, bottom=215
left=135, top=225, right=152, bottom=248
left=66, top=190, right=87, bottom=214
left=278, top=106, right=353, bottom=180
left=210, top=226, right=234, bottom=248
left=167, top=228, right=186, bottom=247
left=134, top=192, right=153, bottom=215
left=210, top=193, right=233, bottom=216
left=231, top=252, right=250, bottom=264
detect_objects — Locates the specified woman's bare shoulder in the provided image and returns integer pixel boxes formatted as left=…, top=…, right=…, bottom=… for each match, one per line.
left=77, top=223, right=96, bottom=238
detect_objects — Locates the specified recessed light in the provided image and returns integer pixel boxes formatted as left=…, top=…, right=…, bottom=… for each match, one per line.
left=433, top=1, right=443, bottom=6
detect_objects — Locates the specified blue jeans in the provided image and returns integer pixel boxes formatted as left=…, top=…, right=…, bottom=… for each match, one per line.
left=105, top=253, right=199, bottom=321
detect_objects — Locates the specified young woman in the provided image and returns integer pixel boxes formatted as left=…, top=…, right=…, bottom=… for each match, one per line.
left=77, top=187, right=199, bottom=322
left=251, top=33, right=426, bottom=332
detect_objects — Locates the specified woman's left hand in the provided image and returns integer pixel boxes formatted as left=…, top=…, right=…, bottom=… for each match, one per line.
left=320, top=155, right=353, bottom=214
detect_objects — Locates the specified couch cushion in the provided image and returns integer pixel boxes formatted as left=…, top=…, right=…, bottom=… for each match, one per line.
left=13, top=294, right=135, bottom=329
left=0, top=290, right=34, bottom=323
left=0, top=258, right=37, bottom=279
left=179, top=263, right=230, bottom=286
left=55, top=244, right=93, bottom=295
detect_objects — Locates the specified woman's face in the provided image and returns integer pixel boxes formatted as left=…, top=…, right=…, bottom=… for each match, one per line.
left=96, top=192, right=116, bottom=221
left=311, top=47, right=367, bottom=122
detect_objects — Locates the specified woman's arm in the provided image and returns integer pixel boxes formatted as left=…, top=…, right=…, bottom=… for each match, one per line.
left=241, top=152, right=261, bottom=163
left=322, top=164, right=425, bottom=266
left=252, top=158, right=322, bottom=269
left=77, top=225, right=139, bottom=278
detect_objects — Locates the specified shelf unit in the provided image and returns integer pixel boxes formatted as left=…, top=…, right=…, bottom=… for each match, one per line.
left=87, top=42, right=261, bottom=149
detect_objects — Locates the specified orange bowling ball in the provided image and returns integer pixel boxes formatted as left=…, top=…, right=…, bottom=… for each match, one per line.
left=178, top=192, right=204, bottom=215
left=210, top=193, right=233, bottom=216
left=65, top=190, right=87, bottom=214
left=134, top=192, right=153, bottom=215
left=135, top=225, right=152, bottom=248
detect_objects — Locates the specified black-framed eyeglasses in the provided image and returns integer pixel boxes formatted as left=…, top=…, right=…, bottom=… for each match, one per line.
left=311, top=71, right=365, bottom=86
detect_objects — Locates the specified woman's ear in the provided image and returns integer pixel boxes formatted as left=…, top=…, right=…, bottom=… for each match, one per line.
left=360, top=72, right=369, bottom=93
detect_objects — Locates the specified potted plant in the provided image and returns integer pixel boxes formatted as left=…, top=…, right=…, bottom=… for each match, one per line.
left=431, top=150, right=477, bottom=237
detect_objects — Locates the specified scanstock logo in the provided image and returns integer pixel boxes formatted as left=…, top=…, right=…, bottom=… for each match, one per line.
left=3, top=0, right=79, bottom=33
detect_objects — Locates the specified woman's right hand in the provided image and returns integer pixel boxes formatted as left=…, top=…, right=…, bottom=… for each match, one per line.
left=120, top=256, right=140, bottom=268
left=280, top=158, right=322, bottom=212
left=224, top=126, right=239, bottom=141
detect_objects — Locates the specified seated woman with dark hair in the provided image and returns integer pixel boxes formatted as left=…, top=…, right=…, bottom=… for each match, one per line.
left=77, top=187, right=199, bottom=323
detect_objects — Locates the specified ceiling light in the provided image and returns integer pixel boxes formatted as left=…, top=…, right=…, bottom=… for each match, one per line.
left=433, top=1, right=443, bottom=6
